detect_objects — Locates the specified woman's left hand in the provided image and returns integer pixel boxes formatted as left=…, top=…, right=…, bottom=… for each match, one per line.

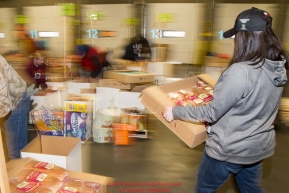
left=163, top=106, right=174, bottom=122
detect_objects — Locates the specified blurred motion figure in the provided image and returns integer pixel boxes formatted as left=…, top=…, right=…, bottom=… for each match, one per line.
left=0, top=55, right=38, bottom=159
left=26, top=51, right=47, bottom=90
left=122, top=35, right=151, bottom=61
left=75, top=44, right=106, bottom=82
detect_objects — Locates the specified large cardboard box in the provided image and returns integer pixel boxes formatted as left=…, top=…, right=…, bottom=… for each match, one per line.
left=20, top=135, right=82, bottom=172
left=140, top=74, right=216, bottom=148
left=103, top=70, right=154, bottom=84
left=6, top=157, right=112, bottom=193
left=99, top=79, right=138, bottom=90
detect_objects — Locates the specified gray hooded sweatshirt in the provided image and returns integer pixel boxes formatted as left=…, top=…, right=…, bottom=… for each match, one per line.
left=173, top=58, right=287, bottom=164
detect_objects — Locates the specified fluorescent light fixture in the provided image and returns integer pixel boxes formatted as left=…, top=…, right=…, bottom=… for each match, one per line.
left=39, top=32, right=59, bottom=37
left=0, top=33, right=5, bottom=38
left=162, top=31, right=185, bottom=38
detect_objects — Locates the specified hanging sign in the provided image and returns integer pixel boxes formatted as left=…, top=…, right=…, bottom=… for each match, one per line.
left=87, top=11, right=105, bottom=20
left=60, top=3, right=76, bottom=16
left=156, top=13, right=174, bottom=23
left=123, top=18, right=139, bottom=26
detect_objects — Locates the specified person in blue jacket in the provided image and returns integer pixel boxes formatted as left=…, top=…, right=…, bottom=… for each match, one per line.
left=163, top=7, right=288, bottom=193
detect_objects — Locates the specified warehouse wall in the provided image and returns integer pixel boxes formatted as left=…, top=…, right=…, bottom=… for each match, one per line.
left=0, top=1, right=287, bottom=63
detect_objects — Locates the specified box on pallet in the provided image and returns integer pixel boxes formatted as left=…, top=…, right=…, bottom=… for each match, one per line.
left=140, top=74, right=216, bottom=148
left=103, top=70, right=154, bottom=84
left=99, top=79, right=138, bottom=90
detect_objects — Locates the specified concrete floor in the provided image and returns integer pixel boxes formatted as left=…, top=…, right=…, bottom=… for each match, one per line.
left=76, top=114, right=289, bottom=193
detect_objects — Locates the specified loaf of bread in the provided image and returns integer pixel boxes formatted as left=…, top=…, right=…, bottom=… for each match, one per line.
left=56, top=178, right=102, bottom=193
left=83, top=181, right=102, bottom=193
left=57, top=178, right=83, bottom=192
left=9, top=179, right=54, bottom=193
left=16, top=169, right=62, bottom=192
left=24, top=161, right=68, bottom=181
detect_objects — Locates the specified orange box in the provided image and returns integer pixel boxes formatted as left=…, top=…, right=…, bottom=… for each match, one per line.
left=113, top=129, right=129, bottom=145
left=112, top=123, right=138, bottom=131
left=112, top=124, right=137, bottom=145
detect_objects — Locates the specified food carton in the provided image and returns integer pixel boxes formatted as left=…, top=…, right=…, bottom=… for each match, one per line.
left=140, top=74, right=216, bottom=148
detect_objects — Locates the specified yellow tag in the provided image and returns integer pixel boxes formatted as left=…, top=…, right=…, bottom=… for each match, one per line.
left=65, top=102, right=87, bottom=113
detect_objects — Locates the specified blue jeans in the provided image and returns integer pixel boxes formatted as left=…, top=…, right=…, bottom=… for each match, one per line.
left=195, top=150, right=265, bottom=193
left=4, top=92, right=30, bottom=159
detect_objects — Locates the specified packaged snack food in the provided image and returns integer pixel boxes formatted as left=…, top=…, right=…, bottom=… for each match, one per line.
left=24, top=161, right=68, bottom=181
left=31, top=105, right=64, bottom=131
left=166, top=81, right=214, bottom=107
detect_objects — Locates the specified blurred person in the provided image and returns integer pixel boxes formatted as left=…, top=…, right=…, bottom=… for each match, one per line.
left=0, top=55, right=38, bottom=159
left=75, top=44, right=105, bottom=82
left=15, top=29, right=36, bottom=56
left=122, top=35, right=151, bottom=61
left=26, top=51, right=47, bottom=90
left=163, top=7, right=287, bottom=193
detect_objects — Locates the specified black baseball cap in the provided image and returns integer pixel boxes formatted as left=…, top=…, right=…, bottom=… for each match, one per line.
left=223, top=7, right=272, bottom=38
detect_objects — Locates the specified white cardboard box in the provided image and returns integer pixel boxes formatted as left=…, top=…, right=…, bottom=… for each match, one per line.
left=67, top=82, right=98, bottom=95
left=46, top=82, right=66, bottom=90
left=147, top=62, right=173, bottom=76
left=21, top=135, right=82, bottom=172
left=95, top=87, right=144, bottom=112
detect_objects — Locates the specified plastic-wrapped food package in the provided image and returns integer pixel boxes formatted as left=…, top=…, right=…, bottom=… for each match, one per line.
left=24, top=161, right=68, bottom=182
left=56, top=178, right=101, bottom=193
left=9, top=179, right=54, bottom=193
left=15, top=169, right=62, bottom=192
left=31, top=105, right=64, bottom=136
left=166, top=80, right=214, bottom=107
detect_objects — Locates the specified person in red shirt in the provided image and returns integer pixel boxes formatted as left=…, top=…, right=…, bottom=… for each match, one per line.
left=75, top=44, right=103, bottom=82
left=26, top=51, right=47, bottom=90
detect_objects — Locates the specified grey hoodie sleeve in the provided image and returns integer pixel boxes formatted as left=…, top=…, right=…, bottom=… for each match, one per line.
left=173, top=65, right=247, bottom=123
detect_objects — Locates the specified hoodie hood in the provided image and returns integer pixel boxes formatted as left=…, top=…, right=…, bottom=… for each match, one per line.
left=261, top=56, right=287, bottom=86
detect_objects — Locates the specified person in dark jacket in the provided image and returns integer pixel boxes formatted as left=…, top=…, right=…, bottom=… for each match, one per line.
left=122, top=35, right=151, bottom=61
left=163, top=7, right=287, bottom=193
left=75, top=44, right=103, bottom=82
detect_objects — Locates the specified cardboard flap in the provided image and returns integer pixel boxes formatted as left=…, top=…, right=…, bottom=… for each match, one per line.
left=41, top=136, right=81, bottom=156
left=68, top=170, right=114, bottom=185
left=197, top=74, right=217, bottom=87
left=21, top=136, right=42, bottom=153
left=141, top=86, right=174, bottom=112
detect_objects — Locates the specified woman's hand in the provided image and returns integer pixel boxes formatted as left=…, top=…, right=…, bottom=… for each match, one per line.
left=163, top=106, right=174, bottom=122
